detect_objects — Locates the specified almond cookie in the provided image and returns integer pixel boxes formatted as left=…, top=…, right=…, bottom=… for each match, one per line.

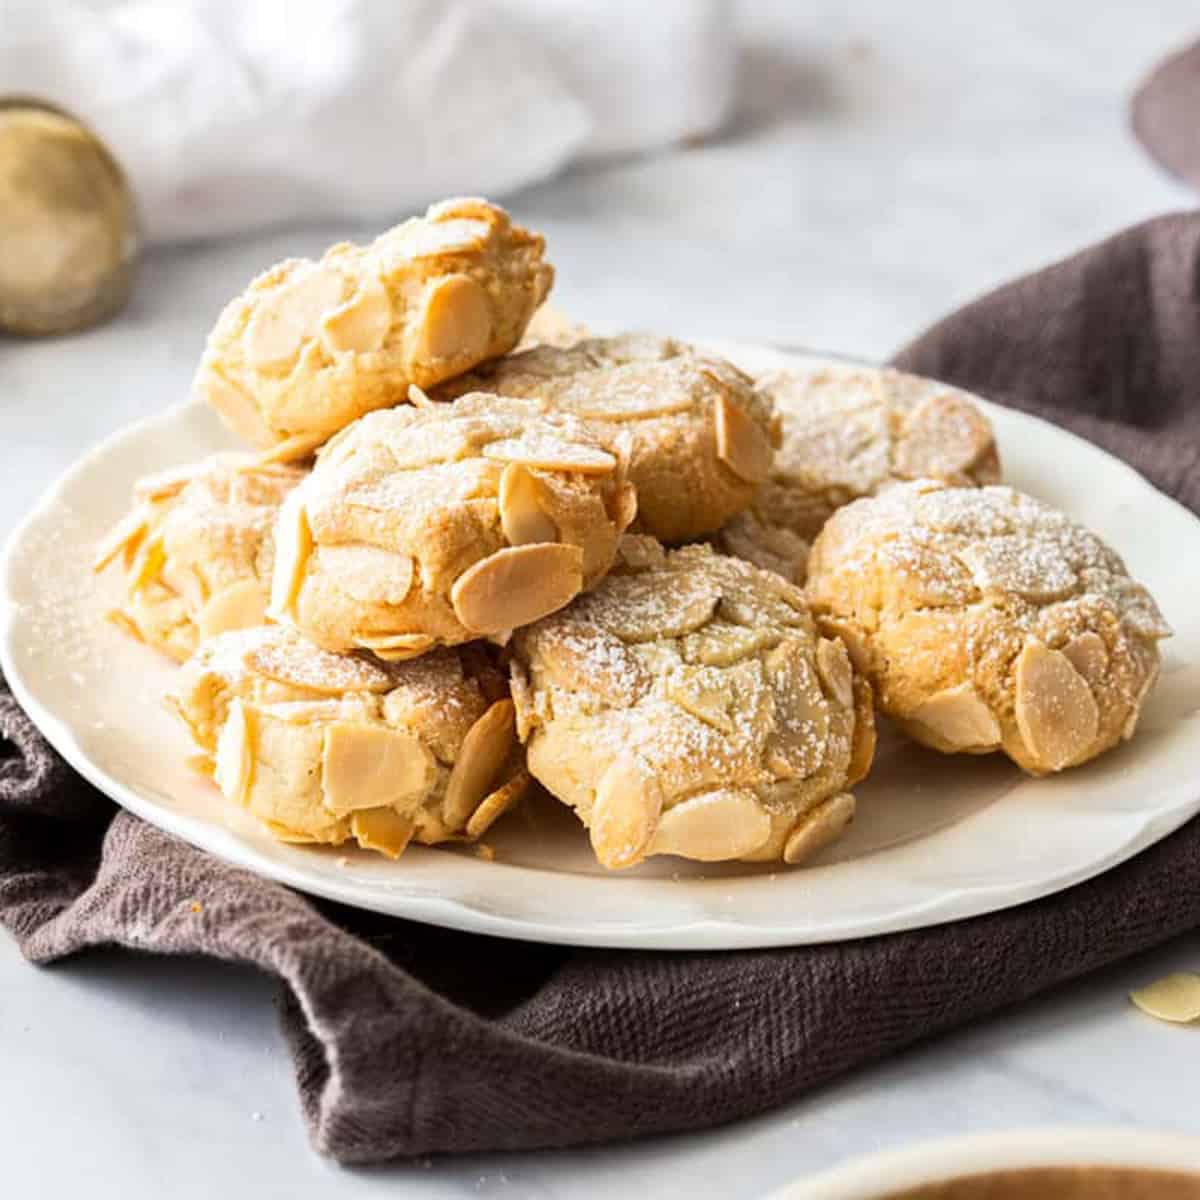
left=437, top=335, right=779, bottom=542
left=509, top=539, right=875, bottom=870
left=806, top=480, right=1170, bottom=774
left=193, top=198, right=553, bottom=458
left=270, top=395, right=637, bottom=656
left=712, top=509, right=811, bottom=584
left=721, top=364, right=1000, bottom=568
left=170, top=625, right=526, bottom=856
left=94, top=455, right=305, bottom=662
left=518, top=303, right=589, bottom=349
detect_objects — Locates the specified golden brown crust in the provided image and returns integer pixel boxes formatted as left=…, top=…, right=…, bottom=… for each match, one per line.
left=171, top=626, right=524, bottom=854
left=806, top=480, right=1170, bottom=774
left=193, top=198, right=553, bottom=449
left=437, top=335, right=779, bottom=542
left=509, top=540, right=875, bottom=869
left=734, top=363, right=1001, bottom=547
left=94, top=455, right=306, bottom=662
left=271, top=395, right=634, bottom=654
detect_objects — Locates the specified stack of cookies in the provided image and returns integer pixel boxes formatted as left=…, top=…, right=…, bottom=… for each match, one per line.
left=95, top=199, right=1170, bottom=871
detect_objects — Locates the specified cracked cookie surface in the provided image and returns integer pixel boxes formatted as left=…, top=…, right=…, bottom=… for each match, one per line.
left=94, top=455, right=305, bottom=662
left=171, top=625, right=525, bottom=855
left=437, top=335, right=779, bottom=542
left=270, top=394, right=636, bottom=656
left=806, top=480, right=1170, bottom=774
left=509, top=539, right=875, bottom=870
left=716, top=364, right=1000, bottom=580
left=193, top=198, right=553, bottom=456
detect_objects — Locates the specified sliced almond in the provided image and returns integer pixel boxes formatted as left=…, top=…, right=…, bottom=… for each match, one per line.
left=352, top=632, right=436, bottom=661
left=508, top=660, right=535, bottom=741
left=847, top=688, right=877, bottom=786
left=199, top=365, right=273, bottom=447
left=427, top=197, right=500, bottom=226
left=648, top=789, right=772, bottom=862
left=320, top=275, right=392, bottom=355
left=717, top=573, right=810, bottom=631
left=385, top=214, right=491, bottom=261
left=1130, top=972, right=1200, bottom=1023
left=607, top=482, right=639, bottom=532
left=609, top=429, right=635, bottom=489
left=536, top=624, right=649, bottom=707
left=321, top=722, right=434, bottom=816
left=682, top=622, right=780, bottom=668
left=93, top=505, right=151, bottom=572
left=763, top=642, right=829, bottom=779
left=214, top=700, right=254, bottom=805
left=715, top=393, right=773, bottom=484
left=894, top=392, right=995, bottom=479
left=443, top=699, right=516, bottom=829
left=1061, top=630, right=1109, bottom=684
left=260, top=698, right=370, bottom=724
left=957, top=537, right=1077, bottom=603
left=105, top=607, right=146, bottom=646
left=1014, top=641, right=1100, bottom=772
left=908, top=682, right=1000, bottom=751
left=815, top=637, right=854, bottom=710
left=267, top=489, right=312, bottom=621
left=589, top=755, right=663, bottom=870
left=245, top=263, right=348, bottom=368
left=185, top=753, right=215, bottom=778
left=816, top=616, right=872, bottom=674
left=783, top=792, right=855, bottom=865
left=255, top=431, right=327, bottom=465
left=263, top=821, right=331, bottom=846
left=582, top=570, right=719, bottom=643
left=465, top=767, right=529, bottom=840
left=482, top=435, right=616, bottom=476
left=133, top=463, right=202, bottom=503
left=160, top=559, right=208, bottom=612
left=499, top=462, right=558, bottom=546
left=127, top=535, right=165, bottom=594
left=451, top=543, right=583, bottom=635
left=564, top=388, right=692, bottom=421
left=319, top=543, right=414, bottom=607
left=1115, top=581, right=1172, bottom=641
left=196, top=579, right=267, bottom=639
left=247, top=632, right=395, bottom=694
left=350, top=808, right=415, bottom=859
left=668, top=669, right=735, bottom=736
left=412, top=273, right=492, bottom=372
left=617, top=534, right=666, bottom=570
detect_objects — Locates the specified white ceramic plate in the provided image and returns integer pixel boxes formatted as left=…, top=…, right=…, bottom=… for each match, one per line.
left=3, top=342, right=1199, bottom=950
left=770, top=1127, right=1200, bottom=1198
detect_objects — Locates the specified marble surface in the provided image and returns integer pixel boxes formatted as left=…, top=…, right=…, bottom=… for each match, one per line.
left=2, top=2, right=1199, bottom=1196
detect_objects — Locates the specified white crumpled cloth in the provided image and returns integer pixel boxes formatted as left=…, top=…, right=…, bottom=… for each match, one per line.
left=0, top=0, right=735, bottom=243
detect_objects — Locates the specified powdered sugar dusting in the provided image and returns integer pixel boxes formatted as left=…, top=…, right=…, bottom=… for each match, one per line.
left=512, top=542, right=869, bottom=863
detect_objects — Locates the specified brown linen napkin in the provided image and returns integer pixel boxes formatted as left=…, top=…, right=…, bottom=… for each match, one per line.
left=1133, top=40, right=1200, bottom=196
left=5, top=212, right=1200, bottom=1164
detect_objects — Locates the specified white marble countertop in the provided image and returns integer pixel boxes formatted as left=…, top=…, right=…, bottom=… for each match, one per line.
left=3, top=3, right=1199, bottom=1196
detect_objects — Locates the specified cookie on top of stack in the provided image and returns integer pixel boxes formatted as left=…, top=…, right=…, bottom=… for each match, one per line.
left=96, top=197, right=1168, bottom=869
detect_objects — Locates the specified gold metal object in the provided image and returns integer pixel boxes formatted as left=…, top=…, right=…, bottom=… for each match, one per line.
left=0, top=99, right=140, bottom=336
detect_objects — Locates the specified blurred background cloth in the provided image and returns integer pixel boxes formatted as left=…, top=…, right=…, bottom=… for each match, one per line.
left=1133, top=37, right=1200, bottom=193
left=0, top=0, right=735, bottom=244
